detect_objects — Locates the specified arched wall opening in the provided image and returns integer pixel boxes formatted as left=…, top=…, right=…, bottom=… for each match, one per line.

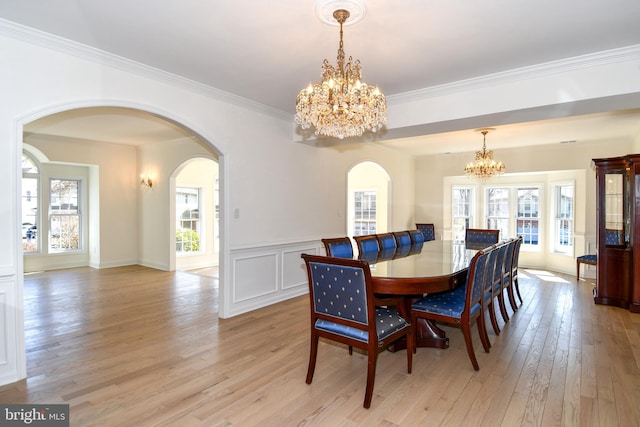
left=16, top=103, right=228, bottom=318
left=347, top=161, right=392, bottom=237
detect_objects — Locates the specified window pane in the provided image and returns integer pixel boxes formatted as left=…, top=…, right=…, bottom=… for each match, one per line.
left=452, top=187, right=473, bottom=243
left=49, top=179, right=80, bottom=252
left=516, top=187, right=540, bottom=245
left=353, top=191, right=376, bottom=236
left=22, top=176, right=38, bottom=253
left=486, top=188, right=509, bottom=238
left=176, top=187, right=202, bottom=253
left=555, top=184, right=574, bottom=253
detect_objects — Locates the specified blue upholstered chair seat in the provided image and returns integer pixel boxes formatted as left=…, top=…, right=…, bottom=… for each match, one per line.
left=412, top=286, right=481, bottom=318
left=315, top=307, right=409, bottom=343
left=577, top=254, right=597, bottom=263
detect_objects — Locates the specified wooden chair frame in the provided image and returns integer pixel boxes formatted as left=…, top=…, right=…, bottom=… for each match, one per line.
left=302, top=254, right=413, bottom=408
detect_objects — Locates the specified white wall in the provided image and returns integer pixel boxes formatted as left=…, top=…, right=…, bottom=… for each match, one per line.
left=1, top=26, right=639, bottom=386
left=24, top=135, right=139, bottom=271
left=415, top=138, right=635, bottom=274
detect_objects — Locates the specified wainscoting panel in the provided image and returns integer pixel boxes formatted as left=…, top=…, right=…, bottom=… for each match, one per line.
left=227, top=240, right=321, bottom=317
left=0, top=275, right=18, bottom=386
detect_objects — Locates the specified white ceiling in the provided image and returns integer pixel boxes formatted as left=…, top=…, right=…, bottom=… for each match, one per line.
left=3, top=0, right=640, bottom=155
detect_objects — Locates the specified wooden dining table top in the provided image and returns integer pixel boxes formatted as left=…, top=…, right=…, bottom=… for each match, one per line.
left=362, top=240, right=479, bottom=295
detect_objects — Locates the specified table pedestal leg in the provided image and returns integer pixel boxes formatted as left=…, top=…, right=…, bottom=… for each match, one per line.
left=388, top=318, right=449, bottom=351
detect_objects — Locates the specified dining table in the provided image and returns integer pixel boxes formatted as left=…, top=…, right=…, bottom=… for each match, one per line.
left=362, top=239, right=480, bottom=350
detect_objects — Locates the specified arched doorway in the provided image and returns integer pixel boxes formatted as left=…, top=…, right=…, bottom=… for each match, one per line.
left=171, top=157, right=219, bottom=273
left=19, top=104, right=226, bottom=293
left=347, top=161, right=391, bottom=237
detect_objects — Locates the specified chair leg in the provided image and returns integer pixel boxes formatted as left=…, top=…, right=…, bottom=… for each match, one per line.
left=461, top=323, right=479, bottom=371
left=514, top=276, right=523, bottom=304
left=406, top=325, right=414, bottom=374
left=349, top=346, right=353, bottom=355
left=576, top=260, right=580, bottom=281
left=488, top=300, right=501, bottom=335
left=306, top=333, right=319, bottom=384
left=506, top=279, right=519, bottom=311
left=363, top=351, right=378, bottom=408
left=477, top=313, right=491, bottom=353
left=497, top=291, right=510, bottom=322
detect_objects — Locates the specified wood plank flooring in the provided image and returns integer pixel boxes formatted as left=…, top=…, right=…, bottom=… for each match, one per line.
left=1, top=265, right=639, bottom=426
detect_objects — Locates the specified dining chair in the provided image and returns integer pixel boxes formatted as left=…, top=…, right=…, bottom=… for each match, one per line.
left=321, top=237, right=354, bottom=258
left=392, top=231, right=412, bottom=248
left=410, top=248, right=491, bottom=370
left=482, top=244, right=501, bottom=339
left=491, top=241, right=510, bottom=323
left=408, top=229, right=425, bottom=246
left=511, top=237, right=524, bottom=304
left=301, top=254, right=413, bottom=408
left=465, top=228, right=500, bottom=249
left=501, top=238, right=519, bottom=311
left=576, top=254, right=597, bottom=281
left=353, top=235, right=380, bottom=261
left=376, top=233, right=397, bottom=260
left=416, top=223, right=436, bottom=242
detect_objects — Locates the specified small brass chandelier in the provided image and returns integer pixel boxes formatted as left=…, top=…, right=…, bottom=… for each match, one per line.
left=464, top=128, right=505, bottom=180
left=295, top=8, right=386, bottom=139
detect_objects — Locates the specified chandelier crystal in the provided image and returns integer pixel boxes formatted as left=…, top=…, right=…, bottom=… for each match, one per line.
left=295, top=9, right=386, bottom=139
left=464, top=129, right=505, bottom=180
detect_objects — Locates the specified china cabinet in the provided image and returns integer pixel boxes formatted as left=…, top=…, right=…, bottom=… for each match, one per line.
left=593, top=154, right=640, bottom=312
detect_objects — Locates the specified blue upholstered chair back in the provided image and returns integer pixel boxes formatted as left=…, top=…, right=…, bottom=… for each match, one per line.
left=503, top=239, right=516, bottom=277
left=393, top=231, right=412, bottom=248
left=408, top=229, right=425, bottom=245
left=306, top=258, right=370, bottom=325
left=468, top=250, right=490, bottom=308
left=493, top=243, right=508, bottom=284
left=377, top=233, right=397, bottom=251
left=466, top=228, right=500, bottom=248
left=355, top=235, right=380, bottom=259
left=605, top=229, right=622, bottom=245
left=322, top=237, right=354, bottom=259
left=512, top=237, right=523, bottom=273
left=416, top=223, right=436, bottom=241
left=483, top=245, right=498, bottom=297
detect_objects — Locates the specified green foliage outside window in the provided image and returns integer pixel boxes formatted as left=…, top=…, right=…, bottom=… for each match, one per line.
left=176, top=228, right=200, bottom=252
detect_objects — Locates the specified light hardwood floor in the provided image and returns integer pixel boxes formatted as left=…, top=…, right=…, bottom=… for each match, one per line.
left=1, top=265, right=639, bottom=426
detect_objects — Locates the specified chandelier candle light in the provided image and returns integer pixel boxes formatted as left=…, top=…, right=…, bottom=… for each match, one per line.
left=464, top=128, right=505, bottom=180
left=295, top=8, right=386, bottom=139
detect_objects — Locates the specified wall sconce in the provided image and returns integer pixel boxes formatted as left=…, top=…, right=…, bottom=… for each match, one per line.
left=140, top=173, right=153, bottom=189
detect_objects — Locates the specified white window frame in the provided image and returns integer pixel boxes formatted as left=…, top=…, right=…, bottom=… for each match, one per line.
left=452, top=186, right=474, bottom=243
left=176, top=187, right=204, bottom=254
left=552, top=182, right=575, bottom=255
left=48, top=178, right=82, bottom=253
left=352, top=190, right=377, bottom=236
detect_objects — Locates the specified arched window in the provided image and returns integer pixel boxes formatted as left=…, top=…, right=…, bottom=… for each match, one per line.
left=21, top=152, right=39, bottom=253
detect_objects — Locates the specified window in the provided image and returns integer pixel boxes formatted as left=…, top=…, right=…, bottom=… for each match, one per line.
left=516, top=187, right=540, bottom=245
left=22, top=153, right=39, bottom=253
left=486, top=188, right=510, bottom=238
left=452, top=187, right=474, bottom=243
left=176, top=187, right=202, bottom=253
left=353, top=190, right=376, bottom=236
left=49, top=179, right=81, bottom=252
left=554, top=184, right=574, bottom=253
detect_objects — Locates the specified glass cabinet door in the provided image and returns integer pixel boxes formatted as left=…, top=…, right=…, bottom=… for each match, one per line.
left=604, top=172, right=624, bottom=245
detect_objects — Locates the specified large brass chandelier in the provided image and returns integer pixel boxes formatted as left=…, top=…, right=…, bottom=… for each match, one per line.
left=295, top=8, right=386, bottom=139
left=464, top=129, right=505, bottom=180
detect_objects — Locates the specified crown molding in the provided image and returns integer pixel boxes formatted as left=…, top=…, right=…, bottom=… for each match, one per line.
left=387, top=44, right=640, bottom=105
left=0, top=18, right=292, bottom=122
